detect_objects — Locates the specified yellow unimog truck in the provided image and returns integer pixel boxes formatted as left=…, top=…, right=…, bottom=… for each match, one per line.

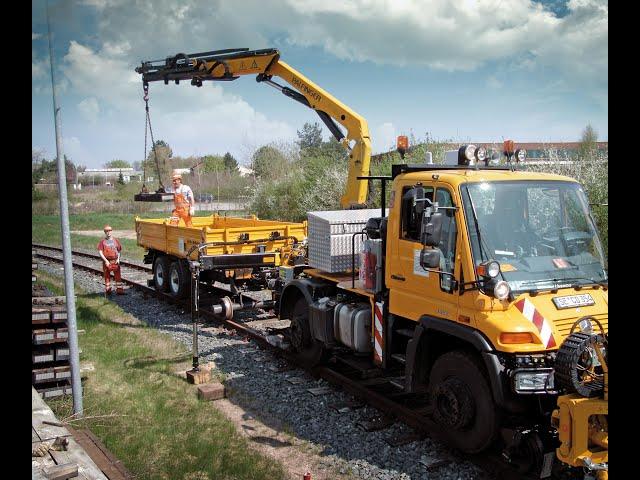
left=274, top=149, right=608, bottom=477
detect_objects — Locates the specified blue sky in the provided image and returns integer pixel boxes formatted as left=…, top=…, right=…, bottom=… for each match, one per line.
left=32, top=0, right=608, bottom=168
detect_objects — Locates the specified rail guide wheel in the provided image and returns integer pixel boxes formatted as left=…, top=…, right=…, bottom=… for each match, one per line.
left=554, top=320, right=607, bottom=398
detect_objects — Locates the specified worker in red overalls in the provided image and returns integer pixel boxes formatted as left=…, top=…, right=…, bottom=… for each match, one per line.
left=97, top=225, right=125, bottom=295
left=169, top=171, right=195, bottom=227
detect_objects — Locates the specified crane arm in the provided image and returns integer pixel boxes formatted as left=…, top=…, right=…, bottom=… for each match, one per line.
left=136, top=48, right=371, bottom=208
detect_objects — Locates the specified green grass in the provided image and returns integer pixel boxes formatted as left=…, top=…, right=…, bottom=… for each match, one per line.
left=32, top=214, right=148, bottom=260
left=41, top=270, right=286, bottom=480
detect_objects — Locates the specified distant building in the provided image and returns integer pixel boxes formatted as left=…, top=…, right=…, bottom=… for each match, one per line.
left=77, top=168, right=144, bottom=184
left=238, top=165, right=254, bottom=177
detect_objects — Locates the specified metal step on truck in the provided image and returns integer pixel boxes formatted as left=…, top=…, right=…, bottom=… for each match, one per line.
left=135, top=213, right=307, bottom=301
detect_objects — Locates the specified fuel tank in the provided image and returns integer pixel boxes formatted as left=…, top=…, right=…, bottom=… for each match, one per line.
left=333, top=302, right=372, bottom=353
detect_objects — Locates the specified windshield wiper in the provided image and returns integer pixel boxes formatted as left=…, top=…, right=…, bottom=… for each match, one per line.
left=518, top=276, right=602, bottom=290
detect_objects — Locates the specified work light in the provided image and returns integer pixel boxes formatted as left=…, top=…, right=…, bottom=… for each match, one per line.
left=477, top=260, right=501, bottom=278
left=475, top=146, right=487, bottom=163
left=458, top=144, right=477, bottom=165
left=515, top=148, right=527, bottom=162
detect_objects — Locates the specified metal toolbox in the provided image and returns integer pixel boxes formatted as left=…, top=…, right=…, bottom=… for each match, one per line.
left=308, top=209, right=385, bottom=273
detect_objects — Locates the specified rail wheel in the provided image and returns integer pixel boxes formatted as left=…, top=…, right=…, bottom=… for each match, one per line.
left=290, top=297, right=326, bottom=368
left=429, top=350, right=498, bottom=453
left=168, top=259, right=190, bottom=299
left=153, top=256, right=170, bottom=293
left=555, top=332, right=606, bottom=398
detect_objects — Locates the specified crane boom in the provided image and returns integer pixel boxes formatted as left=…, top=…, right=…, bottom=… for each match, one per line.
left=136, top=48, right=372, bottom=208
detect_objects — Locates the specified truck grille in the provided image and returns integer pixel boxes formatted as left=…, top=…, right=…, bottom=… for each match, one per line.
left=553, top=314, right=608, bottom=338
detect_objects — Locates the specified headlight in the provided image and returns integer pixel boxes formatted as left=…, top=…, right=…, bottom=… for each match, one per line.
left=513, top=369, right=554, bottom=393
left=515, top=148, right=527, bottom=162
left=494, top=280, right=510, bottom=300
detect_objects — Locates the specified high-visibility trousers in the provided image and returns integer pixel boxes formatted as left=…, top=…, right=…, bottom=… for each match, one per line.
left=170, top=206, right=193, bottom=227
left=103, top=261, right=122, bottom=292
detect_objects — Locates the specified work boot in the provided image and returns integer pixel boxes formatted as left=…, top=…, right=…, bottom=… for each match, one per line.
left=116, top=287, right=125, bottom=295
left=106, top=287, right=112, bottom=295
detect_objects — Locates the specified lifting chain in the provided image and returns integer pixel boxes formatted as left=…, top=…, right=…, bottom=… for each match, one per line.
left=142, top=82, right=166, bottom=193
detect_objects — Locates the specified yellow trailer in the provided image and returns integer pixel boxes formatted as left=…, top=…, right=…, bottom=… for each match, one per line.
left=136, top=213, right=307, bottom=299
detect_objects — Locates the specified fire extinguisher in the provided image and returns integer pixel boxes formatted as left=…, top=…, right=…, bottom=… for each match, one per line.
left=365, top=251, right=376, bottom=290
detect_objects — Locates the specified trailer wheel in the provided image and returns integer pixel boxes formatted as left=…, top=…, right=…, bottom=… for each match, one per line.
left=168, top=260, right=190, bottom=299
left=429, top=350, right=498, bottom=453
left=290, top=297, right=326, bottom=368
left=153, top=256, right=170, bottom=293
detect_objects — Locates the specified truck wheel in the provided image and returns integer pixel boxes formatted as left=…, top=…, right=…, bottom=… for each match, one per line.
left=168, top=259, right=190, bottom=299
left=429, top=350, right=498, bottom=454
left=290, top=297, right=326, bottom=368
left=153, top=256, right=170, bottom=293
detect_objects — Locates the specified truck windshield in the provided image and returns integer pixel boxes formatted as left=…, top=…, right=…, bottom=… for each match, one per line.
left=461, top=180, right=607, bottom=294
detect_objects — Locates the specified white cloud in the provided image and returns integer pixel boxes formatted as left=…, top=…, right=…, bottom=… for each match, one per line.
left=32, top=32, right=41, bottom=40
left=486, top=75, right=503, bottom=89
left=35, top=0, right=606, bottom=166
left=373, top=122, right=396, bottom=153
left=82, top=0, right=606, bottom=104
left=58, top=39, right=296, bottom=166
left=32, top=60, right=47, bottom=79
left=78, top=97, right=100, bottom=121
left=63, top=136, right=97, bottom=166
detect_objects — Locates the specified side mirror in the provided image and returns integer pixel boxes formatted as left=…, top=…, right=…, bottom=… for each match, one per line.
left=420, top=248, right=440, bottom=269
left=421, top=211, right=443, bottom=247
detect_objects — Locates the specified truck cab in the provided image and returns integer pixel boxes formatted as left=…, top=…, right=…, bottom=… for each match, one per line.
left=276, top=148, right=608, bottom=462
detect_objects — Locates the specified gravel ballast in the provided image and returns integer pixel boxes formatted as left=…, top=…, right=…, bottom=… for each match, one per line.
left=38, top=260, right=487, bottom=480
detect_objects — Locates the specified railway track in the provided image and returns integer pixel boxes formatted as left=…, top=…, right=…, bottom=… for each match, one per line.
left=34, top=243, right=551, bottom=480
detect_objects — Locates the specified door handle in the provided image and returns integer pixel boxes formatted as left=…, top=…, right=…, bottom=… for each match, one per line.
left=391, top=274, right=405, bottom=281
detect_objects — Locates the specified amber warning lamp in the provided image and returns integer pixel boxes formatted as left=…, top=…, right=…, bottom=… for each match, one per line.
left=397, top=135, right=409, bottom=159
left=503, top=139, right=515, bottom=158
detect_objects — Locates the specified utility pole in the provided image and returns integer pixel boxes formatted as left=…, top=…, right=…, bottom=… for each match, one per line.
left=46, top=0, right=83, bottom=415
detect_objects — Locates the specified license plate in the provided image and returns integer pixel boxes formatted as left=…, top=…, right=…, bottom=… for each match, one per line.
left=552, top=293, right=595, bottom=309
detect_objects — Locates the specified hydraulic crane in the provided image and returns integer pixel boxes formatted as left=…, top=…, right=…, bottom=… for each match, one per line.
left=135, top=47, right=372, bottom=208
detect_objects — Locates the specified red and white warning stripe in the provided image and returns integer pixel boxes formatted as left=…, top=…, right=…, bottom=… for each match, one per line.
left=373, top=301, right=384, bottom=365
left=514, top=298, right=556, bottom=348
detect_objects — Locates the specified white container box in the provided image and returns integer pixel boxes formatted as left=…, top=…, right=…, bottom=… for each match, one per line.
left=308, top=209, right=386, bottom=273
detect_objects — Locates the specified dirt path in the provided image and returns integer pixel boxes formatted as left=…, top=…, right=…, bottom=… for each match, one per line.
left=211, top=397, right=349, bottom=480
left=72, top=230, right=137, bottom=240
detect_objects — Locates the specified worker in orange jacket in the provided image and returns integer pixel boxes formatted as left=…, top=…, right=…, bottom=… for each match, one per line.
left=169, top=171, right=195, bottom=227
left=97, top=225, right=125, bottom=295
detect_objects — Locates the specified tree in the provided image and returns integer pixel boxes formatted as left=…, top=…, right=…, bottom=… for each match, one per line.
left=297, top=122, right=323, bottom=152
left=117, top=171, right=125, bottom=185
left=578, top=124, right=598, bottom=159
left=32, top=148, right=46, bottom=171
left=251, top=145, right=288, bottom=179
left=144, top=140, right=173, bottom=187
left=200, top=155, right=225, bottom=174
left=105, top=159, right=131, bottom=169
left=223, top=152, right=239, bottom=173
